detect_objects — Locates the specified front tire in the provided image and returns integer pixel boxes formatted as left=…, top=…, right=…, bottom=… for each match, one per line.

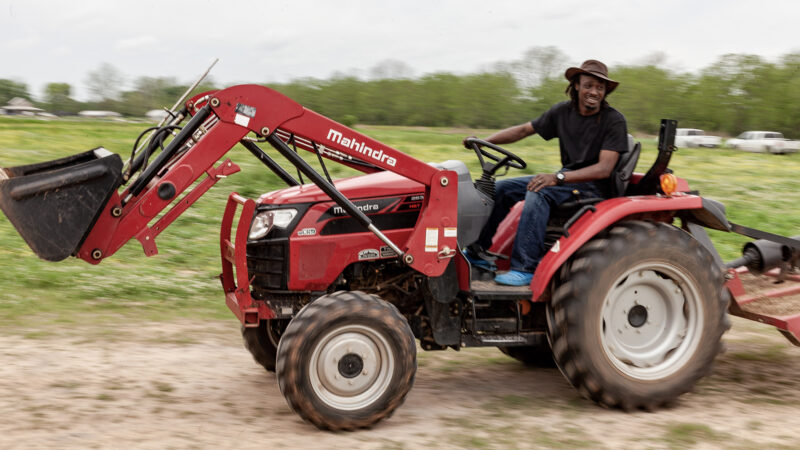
left=549, top=221, right=729, bottom=410
left=242, top=319, right=288, bottom=372
left=276, top=291, right=416, bottom=430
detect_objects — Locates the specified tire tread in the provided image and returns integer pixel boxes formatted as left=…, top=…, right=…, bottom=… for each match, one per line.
left=549, top=220, right=729, bottom=410
left=276, top=290, right=416, bottom=431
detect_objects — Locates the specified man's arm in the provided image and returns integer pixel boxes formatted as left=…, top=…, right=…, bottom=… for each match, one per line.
left=526, top=150, right=620, bottom=192
left=485, top=122, right=536, bottom=145
left=463, top=122, right=536, bottom=148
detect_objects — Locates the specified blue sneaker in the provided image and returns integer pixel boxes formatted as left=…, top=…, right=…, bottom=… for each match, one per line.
left=463, top=250, right=497, bottom=271
left=494, top=270, right=533, bottom=286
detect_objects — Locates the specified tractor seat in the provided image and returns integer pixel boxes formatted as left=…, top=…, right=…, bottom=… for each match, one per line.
left=551, top=135, right=641, bottom=222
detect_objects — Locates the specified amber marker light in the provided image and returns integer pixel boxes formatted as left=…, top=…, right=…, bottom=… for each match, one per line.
left=660, top=173, right=678, bottom=196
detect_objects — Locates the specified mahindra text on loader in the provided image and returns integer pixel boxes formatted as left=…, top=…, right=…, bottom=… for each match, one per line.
left=2, top=84, right=800, bottom=431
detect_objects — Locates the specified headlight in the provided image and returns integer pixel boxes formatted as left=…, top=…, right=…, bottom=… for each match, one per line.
left=248, top=208, right=298, bottom=240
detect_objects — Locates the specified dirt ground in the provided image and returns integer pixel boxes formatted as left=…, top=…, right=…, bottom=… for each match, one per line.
left=2, top=317, right=800, bottom=449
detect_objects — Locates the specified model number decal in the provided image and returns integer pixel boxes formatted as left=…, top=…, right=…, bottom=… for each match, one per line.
left=235, top=103, right=257, bottom=118
left=358, top=249, right=380, bottom=260
left=234, top=103, right=256, bottom=128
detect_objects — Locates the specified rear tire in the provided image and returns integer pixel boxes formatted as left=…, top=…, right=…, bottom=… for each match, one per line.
left=276, top=291, right=416, bottom=430
left=242, top=319, right=288, bottom=372
left=549, top=221, right=729, bottom=410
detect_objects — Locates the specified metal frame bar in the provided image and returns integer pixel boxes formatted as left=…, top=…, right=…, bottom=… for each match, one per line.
left=240, top=140, right=300, bottom=187
left=266, top=134, right=404, bottom=258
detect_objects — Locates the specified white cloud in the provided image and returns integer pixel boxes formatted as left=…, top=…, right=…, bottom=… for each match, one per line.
left=1, top=35, right=40, bottom=50
left=115, top=35, right=158, bottom=51
left=2, top=0, right=800, bottom=100
left=52, top=45, right=72, bottom=56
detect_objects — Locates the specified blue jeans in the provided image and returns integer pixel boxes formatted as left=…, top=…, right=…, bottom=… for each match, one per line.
left=476, top=175, right=604, bottom=273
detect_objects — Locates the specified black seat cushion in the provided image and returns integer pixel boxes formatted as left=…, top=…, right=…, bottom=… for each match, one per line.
left=612, top=140, right=641, bottom=197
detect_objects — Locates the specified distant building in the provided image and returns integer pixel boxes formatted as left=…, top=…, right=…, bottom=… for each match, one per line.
left=1, top=97, right=45, bottom=116
left=78, top=110, right=122, bottom=119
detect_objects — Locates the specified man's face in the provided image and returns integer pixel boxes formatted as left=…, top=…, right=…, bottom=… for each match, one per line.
left=576, top=74, right=607, bottom=114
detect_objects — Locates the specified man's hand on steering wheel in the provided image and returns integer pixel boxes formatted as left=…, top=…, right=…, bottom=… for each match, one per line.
left=463, top=137, right=526, bottom=176
left=462, top=135, right=478, bottom=149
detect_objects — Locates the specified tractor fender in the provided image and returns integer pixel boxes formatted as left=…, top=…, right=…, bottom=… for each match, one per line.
left=529, top=194, right=705, bottom=301
left=680, top=197, right=730, bottom=231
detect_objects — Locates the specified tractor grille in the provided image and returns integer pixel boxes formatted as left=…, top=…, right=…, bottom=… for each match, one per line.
left=247, top=238, right=288, bottom=290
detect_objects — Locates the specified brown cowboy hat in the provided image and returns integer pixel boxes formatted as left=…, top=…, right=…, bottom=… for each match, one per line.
left=565, top=59, right=619, bottom=94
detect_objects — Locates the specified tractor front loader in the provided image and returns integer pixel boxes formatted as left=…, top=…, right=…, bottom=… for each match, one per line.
left=2, top=84, right=800, bottom=430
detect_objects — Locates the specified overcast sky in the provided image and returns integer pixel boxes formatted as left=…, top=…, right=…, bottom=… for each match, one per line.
left=2, top=0, right=799, bottom=101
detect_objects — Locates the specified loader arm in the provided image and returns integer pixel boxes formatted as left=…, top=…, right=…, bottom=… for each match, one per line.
left=57, top=85, right=457, bottom=277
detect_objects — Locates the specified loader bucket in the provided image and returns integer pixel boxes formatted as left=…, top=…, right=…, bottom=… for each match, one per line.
left=0, top=148, right=123, bottom=262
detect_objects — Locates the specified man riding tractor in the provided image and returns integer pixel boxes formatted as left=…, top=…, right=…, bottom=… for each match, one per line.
left=464, top=59, right=628, bottom=286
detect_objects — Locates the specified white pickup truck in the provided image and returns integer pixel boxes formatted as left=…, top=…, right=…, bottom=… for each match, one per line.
left=674, top=128, right=722, bottom=148
left=726, top=131, right=800, bottom=154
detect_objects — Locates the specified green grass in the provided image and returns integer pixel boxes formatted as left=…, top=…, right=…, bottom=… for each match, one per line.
left=661, top=423, right=729, bottom=449
left=728, top=345, right=788, bottom=363
left=1, top=117, right=799, bottom=327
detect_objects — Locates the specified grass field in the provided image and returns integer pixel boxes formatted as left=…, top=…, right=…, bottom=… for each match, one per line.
left=1, top=116, right=799, bottom=328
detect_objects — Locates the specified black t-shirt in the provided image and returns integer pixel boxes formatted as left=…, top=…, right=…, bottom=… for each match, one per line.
left=530, top=101, right=628, bottom=171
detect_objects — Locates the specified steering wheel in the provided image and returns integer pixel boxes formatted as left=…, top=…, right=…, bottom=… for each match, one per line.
left=464, top=138, right=526, bottom=176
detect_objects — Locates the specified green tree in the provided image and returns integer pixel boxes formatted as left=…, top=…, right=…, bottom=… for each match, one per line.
left=115, top=77, right=218, bottom=117
left=0, top=79, right=31, bottom=105
left=777, top=53, right=800, bottom=137
left=319, top=75, right=364, bottom=124
left=459, top=72, right=527, bottom=128
left=44, top=83, right=81, bottom=115
left=611, top=65, right=685, bottom=133
left=85, top=63, right=124, bottom=104
left=261, top=49, right=800, bottom=135
left=409, top=73, right=462, bottom=126
left=117, top=76, right=178, bottom=116
left=360, top=78, right=415, bottom=124
left=495, top=46, right=569, bottom=90
left=369, top=59, right=414, bottom=80
left=529, top=77, right=570, bottom=118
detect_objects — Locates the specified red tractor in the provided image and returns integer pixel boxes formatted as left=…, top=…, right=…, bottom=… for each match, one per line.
left=1, top=85, right=799, bottom=430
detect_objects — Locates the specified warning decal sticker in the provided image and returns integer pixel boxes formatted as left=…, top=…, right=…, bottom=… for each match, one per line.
left=425, top=228, right=438, bottom=252
left=234, top=114, right=250, bottom=127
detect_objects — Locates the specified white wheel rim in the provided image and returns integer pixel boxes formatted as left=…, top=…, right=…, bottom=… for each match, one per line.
left=600, top=262, right=704, bottom=380
left=308, top=324, right=395, bottom=410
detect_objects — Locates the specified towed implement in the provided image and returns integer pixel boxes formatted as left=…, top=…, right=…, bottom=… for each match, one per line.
left=2, top=84, right=800, bottom=430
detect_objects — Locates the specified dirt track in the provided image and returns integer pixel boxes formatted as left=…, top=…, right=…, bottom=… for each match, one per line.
left=2, top=317, right=800, bottom=449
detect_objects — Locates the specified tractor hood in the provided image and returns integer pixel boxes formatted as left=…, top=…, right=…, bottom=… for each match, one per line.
left=257, top=170, right=425, bottom=206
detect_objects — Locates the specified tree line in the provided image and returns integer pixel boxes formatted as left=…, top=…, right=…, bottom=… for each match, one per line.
left=2, top=49, right=800, bottom=137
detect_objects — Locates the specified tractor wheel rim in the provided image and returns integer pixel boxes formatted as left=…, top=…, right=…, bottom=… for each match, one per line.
left=600, top=262, right=703, bottom=380
left=309, top=324, right=394, bottom=410
left=266, top=320, right=284, bottom=348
